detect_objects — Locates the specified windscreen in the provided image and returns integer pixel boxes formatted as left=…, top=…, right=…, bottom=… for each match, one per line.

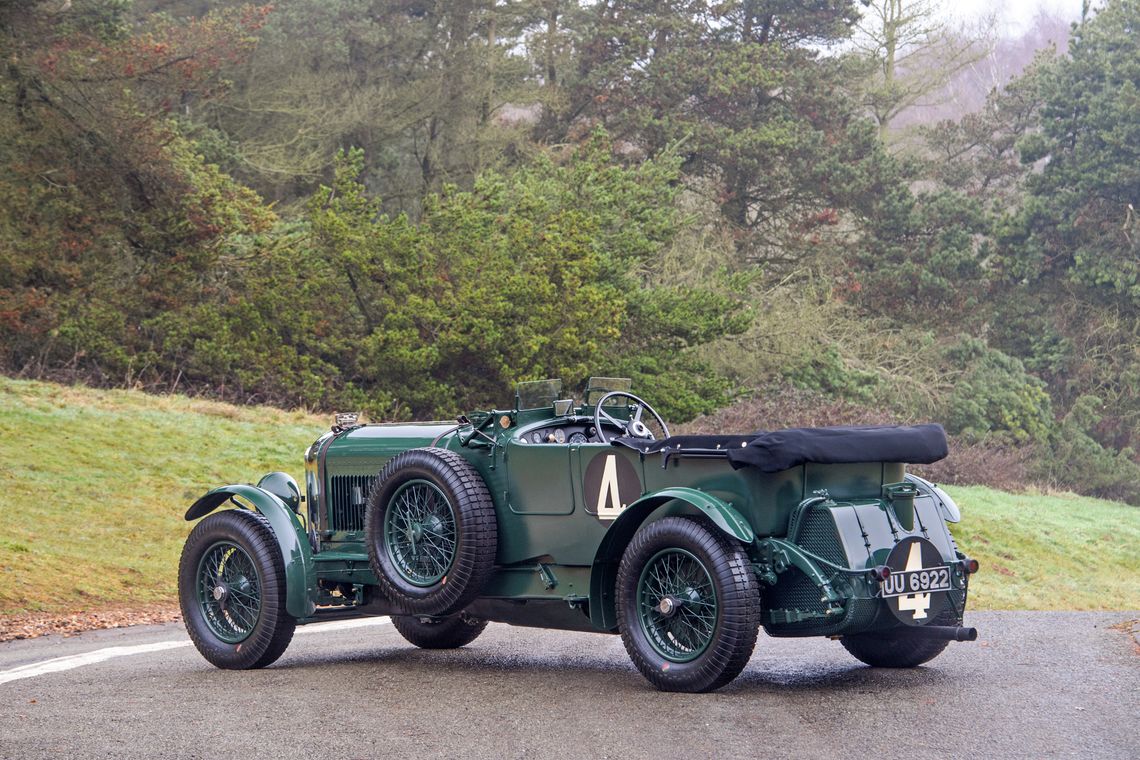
left=516, top=379, right=562, bottom=410
left=585, top=377, right=632, bottom=405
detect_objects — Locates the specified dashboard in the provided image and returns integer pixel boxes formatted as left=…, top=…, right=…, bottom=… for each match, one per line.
left=516, top=423, right=607, bottom=445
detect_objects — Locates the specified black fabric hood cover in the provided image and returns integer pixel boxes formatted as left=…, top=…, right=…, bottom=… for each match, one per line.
left=615, top=424, right=948, bottom=473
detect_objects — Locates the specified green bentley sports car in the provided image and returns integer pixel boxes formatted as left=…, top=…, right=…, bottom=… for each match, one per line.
left=179, top=377, right=979, bottom=692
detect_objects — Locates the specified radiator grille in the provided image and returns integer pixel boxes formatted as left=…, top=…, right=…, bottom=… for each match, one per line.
left=328, top=474, right=376, bottom=533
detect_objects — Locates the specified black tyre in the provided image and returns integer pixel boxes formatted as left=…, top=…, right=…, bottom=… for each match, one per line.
left=841, top=612, right=956, bottom=668
left=616, top=516, right=761, bottom=693
left=178, top=509, right=296, bottom=669
left=391, top=613, right=488, bottom=649
left=365, top=448, right=497, bottom=616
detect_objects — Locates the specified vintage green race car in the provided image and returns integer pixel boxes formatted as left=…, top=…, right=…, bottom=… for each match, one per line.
left=179, top=377, right=979, bottom=692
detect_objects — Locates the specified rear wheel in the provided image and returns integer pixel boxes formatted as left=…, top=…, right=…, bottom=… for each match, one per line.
left=365, top=448, right=497, bottom=616
left=841, top=612, right=956, bottom=667
left=616, top=516, right=761, bottom=693
left=178, top=509, right=296, bottom=669
left=391, top=613, right=487, bottom=649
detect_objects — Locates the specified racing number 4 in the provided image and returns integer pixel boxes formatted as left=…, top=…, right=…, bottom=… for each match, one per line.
left=896, top=542, right=932, bottom=620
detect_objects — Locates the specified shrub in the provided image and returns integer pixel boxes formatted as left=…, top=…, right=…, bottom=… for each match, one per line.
left=937, top=337, right=1054, bottom=444
left=1036, top=396, right=1140, bottom=505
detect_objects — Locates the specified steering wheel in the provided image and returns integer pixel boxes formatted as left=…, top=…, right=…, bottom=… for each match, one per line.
left=593, top=391, right=670, bottom=444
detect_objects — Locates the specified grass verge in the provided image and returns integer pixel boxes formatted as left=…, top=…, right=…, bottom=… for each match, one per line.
left=1, top=378, right=1136, bottom=615
left=947, top=485, right=1139, bottom=610
left=0, top=377, right=323, bottom=614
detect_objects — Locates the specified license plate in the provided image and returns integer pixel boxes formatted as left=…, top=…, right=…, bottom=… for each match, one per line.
left=881, top=566, right=951, bottom=598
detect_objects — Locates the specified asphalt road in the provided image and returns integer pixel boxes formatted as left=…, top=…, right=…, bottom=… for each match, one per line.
left=0, top=611, right=1136, bottom=759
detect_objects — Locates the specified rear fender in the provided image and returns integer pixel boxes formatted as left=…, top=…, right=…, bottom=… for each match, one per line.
left=588, top=487, right=755, bottom=631
left=186, top=484, right=317, bottom=619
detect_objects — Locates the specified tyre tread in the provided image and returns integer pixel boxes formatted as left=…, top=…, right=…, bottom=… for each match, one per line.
left=840, top=611, right=956, bottom=667
left=178, top=509, right=296, bottom=670
left=616, top=516, right=761, bottom=693
left=365, top=448, right=497, bottom=616
left=391, top=614, right=488, bottom=649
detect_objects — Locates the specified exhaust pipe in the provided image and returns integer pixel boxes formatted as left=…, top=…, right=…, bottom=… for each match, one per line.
left=891, top=625, right=978, bottom=642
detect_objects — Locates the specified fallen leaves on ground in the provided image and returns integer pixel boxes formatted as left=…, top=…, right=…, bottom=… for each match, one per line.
left=0, top=603, right=182, bottom=643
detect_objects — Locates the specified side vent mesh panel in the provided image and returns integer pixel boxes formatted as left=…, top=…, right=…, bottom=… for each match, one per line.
left=329, top=475, right=376, bottom=532
left=795, top=507, right=847, bottom=566
left=765, top=507, right=851, bottom=636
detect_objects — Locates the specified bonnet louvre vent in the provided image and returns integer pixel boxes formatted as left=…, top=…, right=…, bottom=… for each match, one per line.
left=329, top=475, right=376, bottom=532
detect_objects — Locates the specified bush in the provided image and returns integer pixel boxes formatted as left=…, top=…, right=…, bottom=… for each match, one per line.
left=1036, top=396, right=1140, bottom=505
left=938, top=337, right=1054, bottom=444
left=782, top=346, right=880, bottom=402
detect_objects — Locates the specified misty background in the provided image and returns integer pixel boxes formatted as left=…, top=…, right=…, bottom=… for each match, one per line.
left=1, top=0, right=1137, bottom=504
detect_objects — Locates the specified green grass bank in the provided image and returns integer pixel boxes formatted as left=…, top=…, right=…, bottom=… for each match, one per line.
left=0, top=377, right=324, bottom=614
left=1, top=377, right=1136, bottom=615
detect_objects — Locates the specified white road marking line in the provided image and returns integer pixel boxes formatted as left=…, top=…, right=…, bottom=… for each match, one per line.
left=0, top=641, right=189, bottom=685
left=296, top=617, right=391, bottom=635
left=0, top=616, right=391, bottom=685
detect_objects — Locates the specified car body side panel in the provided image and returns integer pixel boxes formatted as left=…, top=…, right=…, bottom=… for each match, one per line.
left=504, top=440, right=575, bottom=515
left=639, top=454, right=899, bottom=538
left=490, top=443, right=642, bottom=566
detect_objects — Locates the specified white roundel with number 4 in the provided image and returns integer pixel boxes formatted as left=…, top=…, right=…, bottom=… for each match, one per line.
left=881, top=537, right=953, bottom=624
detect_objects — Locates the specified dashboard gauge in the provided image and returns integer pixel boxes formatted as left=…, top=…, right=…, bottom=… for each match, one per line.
left=553, top=429, right=567, bottom=444
left=568, top=432, right=587, bottom=444
left=531, top=431, right=543, bottom=444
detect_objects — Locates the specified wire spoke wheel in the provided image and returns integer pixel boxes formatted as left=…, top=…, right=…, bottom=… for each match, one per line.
left=637, top=548, right=717, bottom=662
left=384, top=479, right=458, bottom=586
left=180, top=509, right=295, bottom=669
left=617, top=516, right=760, bottom=692
left=196, top=540, right=263, bottom=644
left=366, top=448, right=497, bottom=616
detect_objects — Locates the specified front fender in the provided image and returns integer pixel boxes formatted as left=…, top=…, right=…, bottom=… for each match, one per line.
left=186, top=484, right=317, bottom=619
left=588, top=487, right=755, bottom=631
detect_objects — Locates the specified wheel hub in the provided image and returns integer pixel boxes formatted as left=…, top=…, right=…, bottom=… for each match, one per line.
left=657, top=596, right=679, bottom=617
left=385, top=479, right=459, bottom=587
left=212, top=584, right=227, bottom=602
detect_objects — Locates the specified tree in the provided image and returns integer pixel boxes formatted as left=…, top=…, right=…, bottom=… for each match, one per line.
left=536, top=1, right=900, bottom=271
left=919, top=68, right=1044, bottom=207
left=187, top=0, right=537, bottom=215
left=0, top=2, right=273, bottom=381
left=991, top=0, right=1140, bottom=452
left=854, top=0, right=992, bottom=141
left=293, top=133, right=751, bottom=419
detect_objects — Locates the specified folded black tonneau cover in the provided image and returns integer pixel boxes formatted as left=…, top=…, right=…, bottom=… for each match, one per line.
left=617, top=424, right=948, bottom=473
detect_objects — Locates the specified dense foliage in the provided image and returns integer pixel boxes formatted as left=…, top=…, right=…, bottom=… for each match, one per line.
left=0, top=1, right=1137, bottom=501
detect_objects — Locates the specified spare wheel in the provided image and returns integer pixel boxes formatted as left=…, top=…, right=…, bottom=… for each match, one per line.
left=364, top=448, right=497, bottom=616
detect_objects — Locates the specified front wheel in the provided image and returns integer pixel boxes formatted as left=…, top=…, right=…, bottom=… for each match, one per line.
left=391, top=613, right=487, bottom=649
left=616, top=516, right=761, bottom=693
left=178, top=509, right=296, bottom=669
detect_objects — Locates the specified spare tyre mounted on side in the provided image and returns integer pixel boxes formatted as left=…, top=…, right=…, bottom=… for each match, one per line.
left=365, top=448, right=498, bottom=616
